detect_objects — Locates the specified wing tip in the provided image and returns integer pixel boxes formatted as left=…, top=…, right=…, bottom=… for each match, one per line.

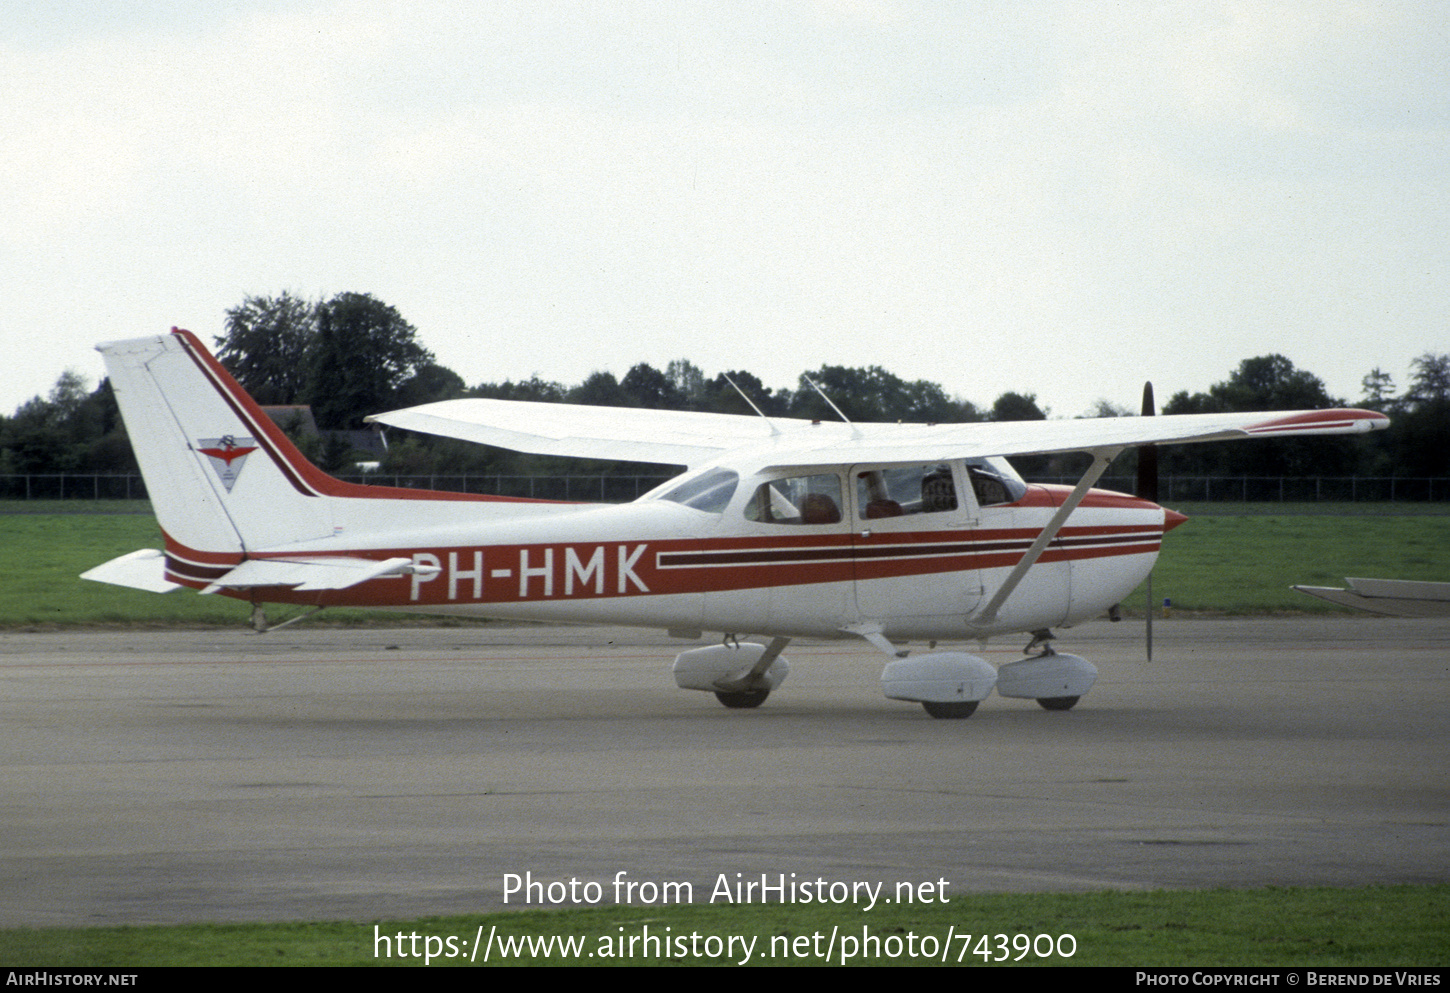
left=1244, top=409, right=1390, bottom=436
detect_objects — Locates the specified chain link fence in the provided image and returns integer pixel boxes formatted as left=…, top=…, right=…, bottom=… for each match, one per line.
left=1033, top=475, right=1449, bottom=502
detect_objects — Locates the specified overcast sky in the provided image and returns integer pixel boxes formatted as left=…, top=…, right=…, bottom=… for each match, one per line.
left=4, top=1, right=1447, bottom=420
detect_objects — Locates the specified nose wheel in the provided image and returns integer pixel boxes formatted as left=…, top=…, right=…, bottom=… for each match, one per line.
left=921, top=700, right=978, bottom=719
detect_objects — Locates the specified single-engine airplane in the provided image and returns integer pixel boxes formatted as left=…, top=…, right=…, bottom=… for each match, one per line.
left=84, top=329, right=1389, bottom=718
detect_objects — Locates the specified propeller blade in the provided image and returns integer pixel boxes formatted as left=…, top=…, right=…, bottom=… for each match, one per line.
left=1139, top=381, right=1157, bottom=661
left=1137, top=381, right=1158, bottom=502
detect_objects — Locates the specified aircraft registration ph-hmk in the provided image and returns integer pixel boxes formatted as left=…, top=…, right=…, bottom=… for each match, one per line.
left=84, top=329, right=1389, bottom=718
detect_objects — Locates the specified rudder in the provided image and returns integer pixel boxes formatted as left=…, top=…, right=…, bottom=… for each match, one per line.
left=99, top=329, right=340, bottom=555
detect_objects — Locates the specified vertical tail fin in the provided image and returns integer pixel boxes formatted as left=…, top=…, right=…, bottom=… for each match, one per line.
left=99, top=329, right=341, bottom=554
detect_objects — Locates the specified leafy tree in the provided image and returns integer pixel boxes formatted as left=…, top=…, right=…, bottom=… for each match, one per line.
left=701, top=371, right=789, bottom=417
left=666, top=359, right=708, bottom=410
left=982, top=391, right=1049, bottom=475
left=1360, top=367, right=1396, bottom=410
left=393, top=361, right=466, bottom=410
left=307, top=293, right=434, bottom=429
left=1389, top=401, right=1450, bottom=478
left=317, top=433, right=370, bottom=474
left=1211, top=354, right=1342, bottom=411
left=1164, top=354, right=1341, bottom=420
left=1083, top=399, right=1131, bottom=419
left=788, top=365, right=967, bottom=423
left=1162, top=355, right=1352, bottom=477
left=988, top=391, right=1047, bottom=422
left=1383, top=353, right=1450, bottom=479
left=471, top=375, right=568, bottom=404
left=620, top=363, right=683, bottom=409
left=214, top=292, right=317, bottom=405
left=0, top=372, right=135, bottom=475
left=378, top=436, right=443, bottom=476
left=569, top=371, right=630, bottom=407
left=899, top=379, right=968, bottom=423
left=1407, top=353, right=1450, bottom=405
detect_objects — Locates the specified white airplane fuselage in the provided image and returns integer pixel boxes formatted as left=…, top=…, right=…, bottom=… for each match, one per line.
left=159, top=472, right=1178, bottom=642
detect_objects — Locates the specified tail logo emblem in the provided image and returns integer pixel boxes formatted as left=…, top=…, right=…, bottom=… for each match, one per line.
left=196, top=436, right=259, bottom=492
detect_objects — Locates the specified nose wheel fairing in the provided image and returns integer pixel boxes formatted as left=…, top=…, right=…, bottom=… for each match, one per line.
left=995, top=649, right=1097, bottom=706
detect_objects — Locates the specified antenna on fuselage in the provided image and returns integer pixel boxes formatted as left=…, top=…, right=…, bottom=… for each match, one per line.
left=803, top=375, right=862, bottom=440
left=723, top=373, right=781, bottom=437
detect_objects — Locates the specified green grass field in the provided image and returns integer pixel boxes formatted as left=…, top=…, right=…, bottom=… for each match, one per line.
left=2, top=885, right=1445, bottom=966
left=4, top=500, right=1446, bottom=627
left=1138, top=504, right=1450, bottom=614
left=0, top=504, right=457, bottom=628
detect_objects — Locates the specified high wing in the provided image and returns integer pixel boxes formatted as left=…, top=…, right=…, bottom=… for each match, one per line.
left=367, top=400, right=775, bottom=466
left=368, top=398, right=1388, bottom=469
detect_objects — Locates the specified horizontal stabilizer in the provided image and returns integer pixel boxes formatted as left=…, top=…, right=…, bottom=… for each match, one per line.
left=200, top=556, right=436, bottom=594
left=81, top=549, right=182, bottom=593
left=1293, top=577, right=1450, bottom=618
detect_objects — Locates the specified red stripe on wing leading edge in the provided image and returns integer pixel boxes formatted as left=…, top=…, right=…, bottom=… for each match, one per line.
left=1243, top=409, right=1388, bottom=435
left=168, top=328, right=564, bottom=505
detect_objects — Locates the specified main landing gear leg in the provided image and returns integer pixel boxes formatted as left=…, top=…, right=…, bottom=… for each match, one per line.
left=672, top=637, right=792, bottom=710
left=711, top=636, right=790, bottom=708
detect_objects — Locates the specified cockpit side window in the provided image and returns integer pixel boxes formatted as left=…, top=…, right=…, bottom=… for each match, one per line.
left=855, top=464, right=959, bottom=519
left=743, top=473, right=843, bottom=525
left=966, top=457, right=1027, bottom=506
left=657, top=468, right=739, bottom=514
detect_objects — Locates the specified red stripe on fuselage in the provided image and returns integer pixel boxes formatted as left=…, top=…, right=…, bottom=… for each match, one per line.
left=162, top=532, right=242, bottom=585
left=177, top=521, right=1166, bottom=607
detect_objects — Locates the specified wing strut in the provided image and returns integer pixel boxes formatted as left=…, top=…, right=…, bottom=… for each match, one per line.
left=969, top=447, right=1123, bottom=630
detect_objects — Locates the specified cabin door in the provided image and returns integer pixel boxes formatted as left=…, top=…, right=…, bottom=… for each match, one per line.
left=849, top=461, right=983, bottom=626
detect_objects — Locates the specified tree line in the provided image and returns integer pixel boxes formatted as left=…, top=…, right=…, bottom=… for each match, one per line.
left=3, top=291, right=1447, bottom=486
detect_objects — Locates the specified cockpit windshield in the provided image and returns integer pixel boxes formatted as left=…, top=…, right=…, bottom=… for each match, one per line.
left=654, top=468, right=739, bottom=514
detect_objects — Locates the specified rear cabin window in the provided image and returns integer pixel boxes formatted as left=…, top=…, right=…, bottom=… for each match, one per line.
left=743, top=473, right=843, bottom=525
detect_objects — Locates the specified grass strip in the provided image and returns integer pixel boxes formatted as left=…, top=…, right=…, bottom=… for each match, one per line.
left=1, top=885, right=1444, bottom=967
